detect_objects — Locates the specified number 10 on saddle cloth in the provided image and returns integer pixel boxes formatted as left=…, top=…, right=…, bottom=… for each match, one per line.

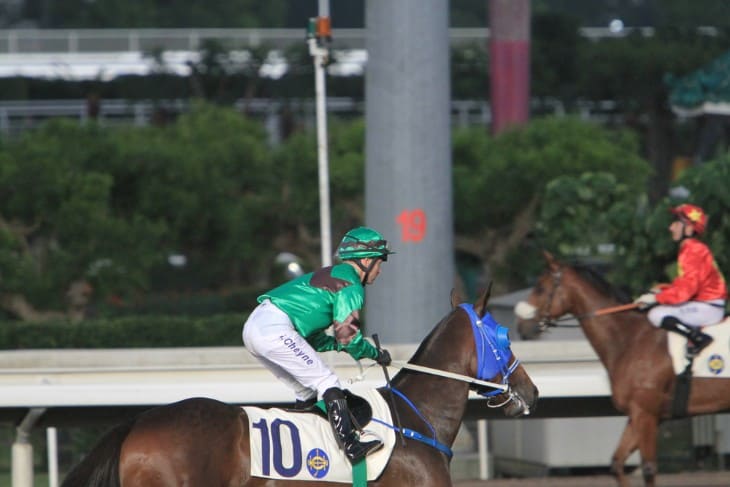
left=245, top=389, right=395, bottom=482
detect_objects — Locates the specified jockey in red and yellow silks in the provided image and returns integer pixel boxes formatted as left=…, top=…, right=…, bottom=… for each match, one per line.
left=655, top=237, right=727, bottom=305
left=634, top=204, right=727, bottom=357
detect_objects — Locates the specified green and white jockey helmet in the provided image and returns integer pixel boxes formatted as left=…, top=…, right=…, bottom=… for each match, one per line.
left=336, top=226, right=395, bottom=261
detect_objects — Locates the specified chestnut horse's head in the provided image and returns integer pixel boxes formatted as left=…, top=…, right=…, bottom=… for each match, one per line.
left=450, top=286, right=539, bottom=417
left=513, top=250, right=631, bottom=340
left=513, top=251, right=572, bottom=340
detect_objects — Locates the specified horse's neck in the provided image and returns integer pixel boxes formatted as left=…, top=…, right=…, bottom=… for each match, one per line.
left=392, top=365, right=470, bottom=448
left=389, top=313, right=481, bottom=449
left=569, top=286, right=631, bottom=369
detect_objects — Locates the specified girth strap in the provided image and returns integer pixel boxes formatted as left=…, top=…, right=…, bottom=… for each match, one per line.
left=671, top=360, right=693, bottom=418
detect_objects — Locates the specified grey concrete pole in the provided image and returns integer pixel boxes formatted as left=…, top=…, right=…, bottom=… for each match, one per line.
left=365, top=1, right=454, bottom=343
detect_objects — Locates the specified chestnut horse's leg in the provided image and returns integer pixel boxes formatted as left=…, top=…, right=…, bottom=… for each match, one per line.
left=610, top=418, right=638, bottom=487
left=632, top=409, right=659, bottom=487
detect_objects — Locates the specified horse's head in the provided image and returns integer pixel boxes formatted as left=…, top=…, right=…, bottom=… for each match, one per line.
left=451, top=286, right=539, bottom=418
left=513, top=251, right=573, bottom=340
left=514, top=250, right=630, bottom=340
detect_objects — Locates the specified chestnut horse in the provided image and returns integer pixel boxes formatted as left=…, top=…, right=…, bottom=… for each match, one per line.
left=61, top=288, right=538, bottom=487
left=515, top=251, right=730, bottom=487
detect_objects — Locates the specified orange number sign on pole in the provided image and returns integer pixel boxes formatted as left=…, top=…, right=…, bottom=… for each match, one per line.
left=396, top=209, right=427, bottom=243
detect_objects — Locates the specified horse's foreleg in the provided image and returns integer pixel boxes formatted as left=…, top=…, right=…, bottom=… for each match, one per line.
left=632, top=409, right=659, bottom=487
left=610, top=418, right=638, bottom=487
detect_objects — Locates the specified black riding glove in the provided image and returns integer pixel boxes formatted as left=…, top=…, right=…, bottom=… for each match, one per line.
left=376, top=348, right=392, bottom=366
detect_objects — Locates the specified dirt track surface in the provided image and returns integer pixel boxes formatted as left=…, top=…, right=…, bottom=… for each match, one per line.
left=454, top=471, right=730, bottom=486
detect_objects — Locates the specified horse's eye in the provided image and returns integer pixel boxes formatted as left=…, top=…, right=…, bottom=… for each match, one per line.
left=535, top=284, right=544, bottom=294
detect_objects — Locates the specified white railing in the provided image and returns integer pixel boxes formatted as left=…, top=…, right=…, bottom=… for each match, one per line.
left=0, top=26, right=687, bottom=54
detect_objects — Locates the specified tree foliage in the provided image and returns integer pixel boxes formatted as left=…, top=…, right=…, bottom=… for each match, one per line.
left=450, top=116, right=651, bottom=290
left=4, top=103, right=729, bottom=321
left=0, top=104, right=276, bottom=319
left=673, top=157, right=730, bottom=278
left=0, top=104, right=374, bottom=320
left=536, top=156, right=730, bottom=296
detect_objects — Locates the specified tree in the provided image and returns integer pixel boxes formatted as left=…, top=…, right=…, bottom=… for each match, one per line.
left=453, top=116, right=651, bottom=290
left=0, top=120, right=164, bottom=319
left=0, top=103, right=275, bottom=320
left=575, top=29, right=729, bottom=199
left=535, top=152, right=730, bottom=297
left=268, top=118, right=366, bottom=270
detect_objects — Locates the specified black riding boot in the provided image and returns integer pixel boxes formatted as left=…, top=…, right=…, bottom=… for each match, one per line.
left=660, top=316, right=713, bottom=356
left=294, top=397, right=317, bottom=410
left=323, top=387, right=382, bottom=464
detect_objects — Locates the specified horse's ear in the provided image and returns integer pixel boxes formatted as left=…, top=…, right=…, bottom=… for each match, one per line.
left=450, top=288, right=463, bottom=309
left=473, top=281, right=492, bottom=316
left=542, top=250, right=560, bottom=271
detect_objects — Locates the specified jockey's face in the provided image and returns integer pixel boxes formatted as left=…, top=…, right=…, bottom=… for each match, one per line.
left=669, top=219, right=692, bottom=241
left=364, top=258, right=384, bottom=285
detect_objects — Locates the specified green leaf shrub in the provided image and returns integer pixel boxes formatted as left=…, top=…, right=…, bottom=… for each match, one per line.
left=0, top=313, right=246, bottom=349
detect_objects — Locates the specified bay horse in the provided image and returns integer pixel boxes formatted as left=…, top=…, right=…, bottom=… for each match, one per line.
left=61, top=288, right=538, bottom=487
left=515, top=251, right=730, bottom=487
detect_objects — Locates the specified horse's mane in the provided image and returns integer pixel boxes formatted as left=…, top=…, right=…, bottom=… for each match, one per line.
left=568, top=262, right=631, bottom=304
left=408, top=312, right=451, bottom=364
left=396, top=305, right=465, bottom=378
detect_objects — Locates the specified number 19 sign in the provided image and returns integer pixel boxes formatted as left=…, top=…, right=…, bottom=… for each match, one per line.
left=396, top=209, right=427, bottom=243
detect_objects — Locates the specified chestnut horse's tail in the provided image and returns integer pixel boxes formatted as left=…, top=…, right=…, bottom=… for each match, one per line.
left=61, top=418, right=135, bottom=487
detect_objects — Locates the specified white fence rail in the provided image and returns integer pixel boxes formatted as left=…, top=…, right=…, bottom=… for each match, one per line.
left=0, top=341, right=609, bottom=409
left=0, top=27, right=673, bottom=54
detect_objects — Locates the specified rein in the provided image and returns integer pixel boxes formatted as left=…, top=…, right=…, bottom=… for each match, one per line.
left=368, top=304, right=523, bottom=458
left=393, top=361, right=508, bottom=392
left=371, top=388, right=454, bottom=458
left=536, top=270, right=638, bottom=329
left=372, top=360, right=519, bottom=458
left=541, top=302, right=639, bottom=328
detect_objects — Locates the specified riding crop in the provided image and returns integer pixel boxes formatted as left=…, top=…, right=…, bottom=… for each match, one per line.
left=372, top=333, right=406, bottom=446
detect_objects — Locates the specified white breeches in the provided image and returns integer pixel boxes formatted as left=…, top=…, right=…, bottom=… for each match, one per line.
left=242, top=299, right=341, bottom=401
left=647, top=300, right=725, bottom=328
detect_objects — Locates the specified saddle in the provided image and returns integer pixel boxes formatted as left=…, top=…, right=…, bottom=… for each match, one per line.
left=286, top=389, right=374, bottom=428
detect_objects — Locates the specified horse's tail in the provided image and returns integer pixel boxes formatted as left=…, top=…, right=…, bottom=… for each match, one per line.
left=60, top=418, right=135, bottom=487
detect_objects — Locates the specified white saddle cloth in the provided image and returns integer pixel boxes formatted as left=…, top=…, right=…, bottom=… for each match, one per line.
left=669, top=316, right=730, bottom=377
left=244, top=388, right=396, bottom=483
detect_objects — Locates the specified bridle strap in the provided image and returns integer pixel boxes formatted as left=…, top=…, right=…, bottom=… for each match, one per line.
left=537, top=270, right=562, bottom=327
left=538, top=270, right=638, bottom=328
left=392, top=361, right=509, bottom=392
left=353, top=257, right=381, bottom=285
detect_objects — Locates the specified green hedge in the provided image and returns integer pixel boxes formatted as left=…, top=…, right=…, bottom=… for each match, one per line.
left=0, top=313, right=247, bottom=349
left=95, top=287, right=264, bottom=318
